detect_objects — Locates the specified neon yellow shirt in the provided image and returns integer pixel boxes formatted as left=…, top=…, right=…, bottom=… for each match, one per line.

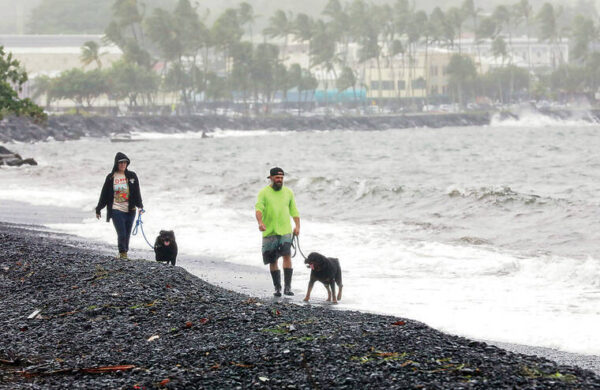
left=255, top=185, right=299, bottom=237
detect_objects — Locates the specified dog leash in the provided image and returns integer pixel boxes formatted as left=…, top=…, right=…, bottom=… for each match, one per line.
left=291, top=234, right=307, bottom=260
left=132, top=210, right=155, bottom=249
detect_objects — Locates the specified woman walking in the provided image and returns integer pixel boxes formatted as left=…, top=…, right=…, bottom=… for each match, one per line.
left=95, top=152, right=144, bottom=259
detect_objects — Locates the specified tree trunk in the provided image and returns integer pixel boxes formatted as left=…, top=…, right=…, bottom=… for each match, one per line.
left=376, top=56, right=382, bottom=108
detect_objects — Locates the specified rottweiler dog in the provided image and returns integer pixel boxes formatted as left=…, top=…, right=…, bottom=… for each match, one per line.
left=154, top=230, right=178, bottom=266
left=303, top=252, right=343, bottom=304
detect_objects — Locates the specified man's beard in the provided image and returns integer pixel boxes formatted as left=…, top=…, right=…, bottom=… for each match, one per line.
left=272, top=182, right=283, bottom=191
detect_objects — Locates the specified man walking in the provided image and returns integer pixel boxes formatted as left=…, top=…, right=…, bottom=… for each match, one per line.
left=255, top=167, right=300, bottom=297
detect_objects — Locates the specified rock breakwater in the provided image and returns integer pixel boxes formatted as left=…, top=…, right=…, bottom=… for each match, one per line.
left=1, top=223, right=599, bottom=389
left=0, top=113, right=490, bottom=143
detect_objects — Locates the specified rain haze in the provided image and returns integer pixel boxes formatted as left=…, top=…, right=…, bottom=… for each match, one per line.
left=1, top=0, right=600, bottom=387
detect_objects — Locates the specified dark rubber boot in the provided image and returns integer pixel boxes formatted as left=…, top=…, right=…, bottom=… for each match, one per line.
left=271, top=270, right=282, bottom=297
left=283, top=268, right=294, bottom=296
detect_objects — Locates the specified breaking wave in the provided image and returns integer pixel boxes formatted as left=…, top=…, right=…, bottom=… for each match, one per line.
left=490, top=110, right=599, bottom=127
left=446, top=185, right=555, bottom=206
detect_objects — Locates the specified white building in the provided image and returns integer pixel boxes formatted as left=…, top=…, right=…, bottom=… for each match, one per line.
left=0, top=34, right=122, bottom=99
left=452, top=36, right=569, bottom=71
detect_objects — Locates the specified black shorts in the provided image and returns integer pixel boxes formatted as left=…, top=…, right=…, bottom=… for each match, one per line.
left=261, top=234, right=292, bottom=265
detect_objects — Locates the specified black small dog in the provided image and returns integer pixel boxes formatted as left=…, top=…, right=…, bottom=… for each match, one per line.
left=154, top=230, right=178, bottom=266
left=303, top=252, right=343, bottom=304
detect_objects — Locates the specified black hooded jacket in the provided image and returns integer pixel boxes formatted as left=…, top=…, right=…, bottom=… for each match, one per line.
left=95, top=152, right=144, bottom=222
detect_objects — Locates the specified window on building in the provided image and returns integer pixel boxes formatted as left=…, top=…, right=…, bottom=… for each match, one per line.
left=412, top=77, right=426, bottom=90
left=381, top=80, right=394, bottom=90
left=398, top=80, right=406, bottom=90
left=431, top=86, right=438, bottom=94
left=371, top=81, right=394, bottom=90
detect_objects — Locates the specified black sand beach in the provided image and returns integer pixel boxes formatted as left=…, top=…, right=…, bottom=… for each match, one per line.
left=1, top=222, right=600, bottom=389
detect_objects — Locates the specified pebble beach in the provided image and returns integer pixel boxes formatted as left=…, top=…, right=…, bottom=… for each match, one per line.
left=1, top=222, right=599, bottom=389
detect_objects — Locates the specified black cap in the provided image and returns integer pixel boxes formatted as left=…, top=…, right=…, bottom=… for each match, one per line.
left=268, top=167, right=284, bottom=178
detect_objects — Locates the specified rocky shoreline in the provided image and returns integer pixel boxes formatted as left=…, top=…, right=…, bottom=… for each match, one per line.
left=1, top=223, right=599, bottom=389
left=0, top=113, right=492, bottom=143
left=1, top=108, right=598, bottom=144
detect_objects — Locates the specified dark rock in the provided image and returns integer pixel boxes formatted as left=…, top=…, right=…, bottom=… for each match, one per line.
left=0, top=146, right=37, bottom=167
left=0, top=223, right=599, bottom=389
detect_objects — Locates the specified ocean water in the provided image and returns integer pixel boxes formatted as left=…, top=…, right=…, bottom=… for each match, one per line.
left=2, top=116, right=600, bottom=355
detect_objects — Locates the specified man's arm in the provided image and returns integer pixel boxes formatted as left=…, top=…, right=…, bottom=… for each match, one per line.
left=293, top=216, right=300, bottom=236
left=256, top=210, right=266, bottom=231
left=255, top=190, right=266, bottom=232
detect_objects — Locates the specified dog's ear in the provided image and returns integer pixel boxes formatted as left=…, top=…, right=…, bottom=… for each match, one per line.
left=167, top=230, right=175, bottom=240
left=306, top=252, right=317, bottom=263
left=314, top=253, right=327, bottom=264
left=159, top=230, right=166, bottom=236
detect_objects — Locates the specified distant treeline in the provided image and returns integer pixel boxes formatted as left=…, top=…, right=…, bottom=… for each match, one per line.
left=22, top=0, right=600, bottom=115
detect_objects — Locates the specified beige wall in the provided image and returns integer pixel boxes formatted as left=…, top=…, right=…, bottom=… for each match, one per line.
left=10, top=50, right=122, bottom=77
left=365, top=52, right=453, bottom=99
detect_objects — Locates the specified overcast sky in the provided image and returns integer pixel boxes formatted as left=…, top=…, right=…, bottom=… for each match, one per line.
left=0, top=0, right=596, bottom=35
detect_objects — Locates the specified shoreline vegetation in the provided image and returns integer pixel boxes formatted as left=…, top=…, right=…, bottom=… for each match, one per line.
left=0, top=109, right=598, bottom=143
left=1, top=222, right=599, bottom=388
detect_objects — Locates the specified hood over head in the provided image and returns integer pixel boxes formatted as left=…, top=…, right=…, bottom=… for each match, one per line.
left=112, top=152, right=130, bottom=173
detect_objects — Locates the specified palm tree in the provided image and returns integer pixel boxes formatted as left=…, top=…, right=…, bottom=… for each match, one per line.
left=230, top=41, right=253, bottom=111
left=462, top=0, right=483, bottom=72
left=172, top=0, right=206, bottom=107
left=310, top=19, right=339, bottom=106
left=250, top=43, right=280, bottom=110
left=513, top=0, right=533, bottom=96
left=461, top=0, right=480, bottom=32
left=173, top=0, right=204, bottom=57
left=393, top=0, right=411, bottom=98
left=293, top=13, right=314, bottom=43
left=263, top=9, right=295, bottom=62
left=446, top=54, right=477, bottom=107
left=446, top=6, right=467, bottom=53
left=536, top=2, right=561, bottom=68
left=292, top=13, right=314, bottom=69
left=238, top=2, right=258, bottom=44
left=31, top=75, right=55, bottom=108
left=492, top=37, right=509, bottom=102
left=211, top=8, right=243, bottom=75
left=104, top=0, right=151, bottom=68
left=111, top=0, right=144, bottom=41
left=145, top=9, right=182, bottom=62
left=299, top=68, right=318, bottom=107
left=322, top=0, right=351, bottom=66
left=80, top=40, right=103, bottom=68
left=429, top=7, right=447, bottom=50
left=349, top=0, right=385, bottom=103
left=405, top=10, right=427, bottom=99
left=431, top=7, right=456, bottom=55
left=287, top=63, right=302, bottom=113
left=492, top=6, right=514, bottom=55
left=570, top=15, right=596, bottom=64
left=336, top=66, right=357, bottom=101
